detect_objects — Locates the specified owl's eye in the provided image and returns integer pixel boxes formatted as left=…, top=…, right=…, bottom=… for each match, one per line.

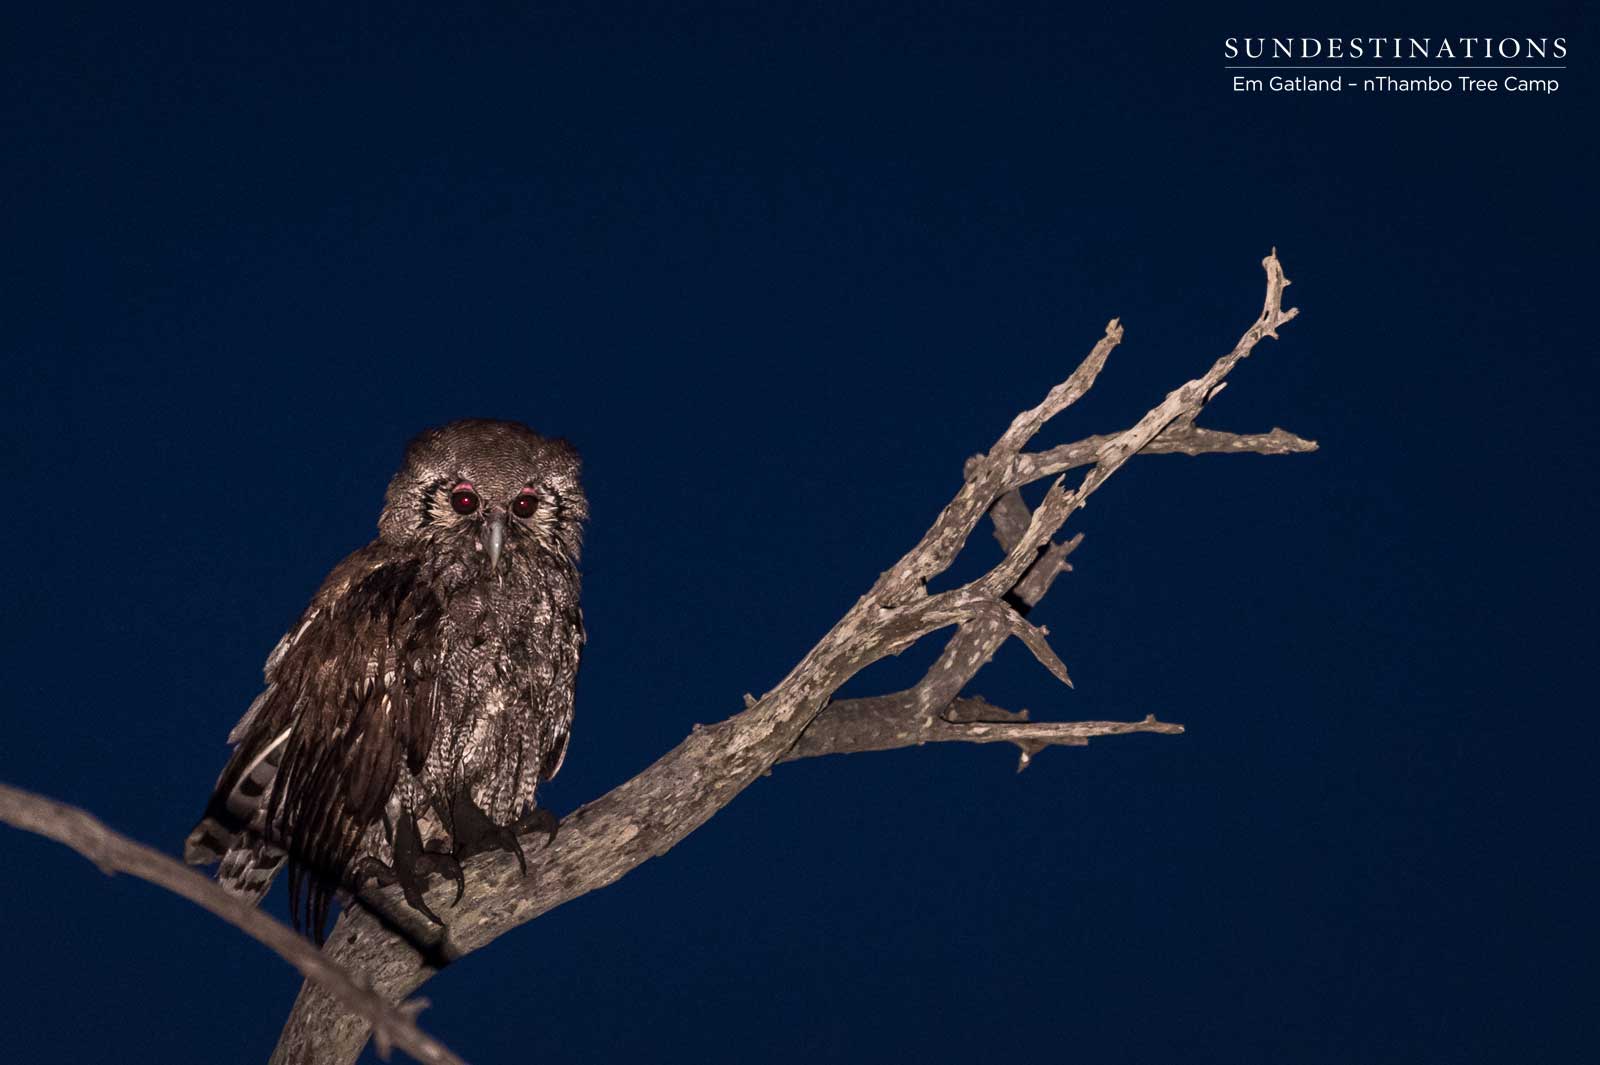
left=512, top=490, right=538, bottom=519
left=450, top=485, right=479, bottom=515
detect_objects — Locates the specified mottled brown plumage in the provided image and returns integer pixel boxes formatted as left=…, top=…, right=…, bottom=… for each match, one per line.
left=185, top=420, right=586, bottom=938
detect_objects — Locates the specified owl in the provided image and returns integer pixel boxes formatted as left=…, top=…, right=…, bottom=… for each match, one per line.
left=184, top=419, right=587, bottom=939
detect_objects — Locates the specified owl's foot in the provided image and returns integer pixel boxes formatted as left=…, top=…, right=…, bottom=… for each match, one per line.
left=353, top=855, right=443, bottom=927
left=442, top=791, right=527, bottom=875
left=514, top=806, right=560, bottom=848
left=353, top=811, right=464, bottom=927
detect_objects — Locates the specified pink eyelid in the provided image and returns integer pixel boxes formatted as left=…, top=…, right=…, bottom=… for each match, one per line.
left=451, top=481, right=476, bottom=494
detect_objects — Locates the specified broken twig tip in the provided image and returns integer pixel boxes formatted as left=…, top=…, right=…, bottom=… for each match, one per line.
left=398, top=997, right=432, bottom=1020
left=1015, top=743, right=1044, bottom=772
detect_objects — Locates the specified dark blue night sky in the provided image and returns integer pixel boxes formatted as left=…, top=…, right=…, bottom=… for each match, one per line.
left=2, top=4, right=1594, bottom=1063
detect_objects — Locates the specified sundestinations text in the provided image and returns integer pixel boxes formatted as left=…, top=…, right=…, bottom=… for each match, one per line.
left=1224, top=37, right=1566, bottom=61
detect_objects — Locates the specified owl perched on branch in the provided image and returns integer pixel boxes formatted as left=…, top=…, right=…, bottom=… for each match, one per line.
left=185, top=420, right=587, bottom=940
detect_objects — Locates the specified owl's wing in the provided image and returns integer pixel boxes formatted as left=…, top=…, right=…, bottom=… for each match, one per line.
left=185, top=546, right=444, bottom=933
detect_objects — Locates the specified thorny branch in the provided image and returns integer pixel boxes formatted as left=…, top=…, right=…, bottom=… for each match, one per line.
left=0, top=782, right=465, bottom=1065
left=40, top=252, right=1309, bottom=1065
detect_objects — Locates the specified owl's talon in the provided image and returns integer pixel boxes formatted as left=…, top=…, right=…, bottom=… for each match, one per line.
left=353, top=810, right=451, bottom=927
left=444, top=791, right=528, bottom=876
left=351, top=854, right=445, bottom=926
left=416, top=848, right=465, bottom=906
left=514, top=806, right=559, bottom=848
left=400, top=879, right=445, bottom=927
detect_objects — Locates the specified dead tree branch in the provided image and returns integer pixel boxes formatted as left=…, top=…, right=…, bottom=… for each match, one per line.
left=259, top=251, right=1310, bottom=1064
left=0, top=782, right=465, bottom=1065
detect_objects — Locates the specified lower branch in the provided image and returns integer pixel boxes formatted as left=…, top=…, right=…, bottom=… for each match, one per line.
left=0, top=782, right=464, bottom=1065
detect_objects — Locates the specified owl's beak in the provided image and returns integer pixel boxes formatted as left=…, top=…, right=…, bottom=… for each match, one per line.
left=483, top=511, right=506, bottom=571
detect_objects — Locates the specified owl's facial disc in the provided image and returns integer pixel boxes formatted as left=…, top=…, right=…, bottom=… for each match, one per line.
left=379, top=420, right=587, bottom=567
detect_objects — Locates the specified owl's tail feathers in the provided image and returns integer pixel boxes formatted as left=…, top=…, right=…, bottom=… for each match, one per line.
left=182, top=816, right=236, bottom=866
left=185, top=721, right=295, bottom=900
left=185, top=819, right=287, bottom=906
left=217, top=840, right=287, bottom=904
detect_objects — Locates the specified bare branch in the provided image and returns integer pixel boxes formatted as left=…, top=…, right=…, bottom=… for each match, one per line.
left=1010, top=423, right=1316, bottom=490
left=0, top=782, right=465, bottom=1065
left=938, top=709, right=1181, bottom=751
left=782, top=696, right=1180, bottom=765
left=972, top=599, right=1074, bottom=687
left=872, top=319, right=1125, bottom=604
left=270, top=251, right=1308, bottom=1065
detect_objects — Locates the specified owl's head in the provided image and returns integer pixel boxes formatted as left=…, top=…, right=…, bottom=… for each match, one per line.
left=378, top=419, right=586, bottom=570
